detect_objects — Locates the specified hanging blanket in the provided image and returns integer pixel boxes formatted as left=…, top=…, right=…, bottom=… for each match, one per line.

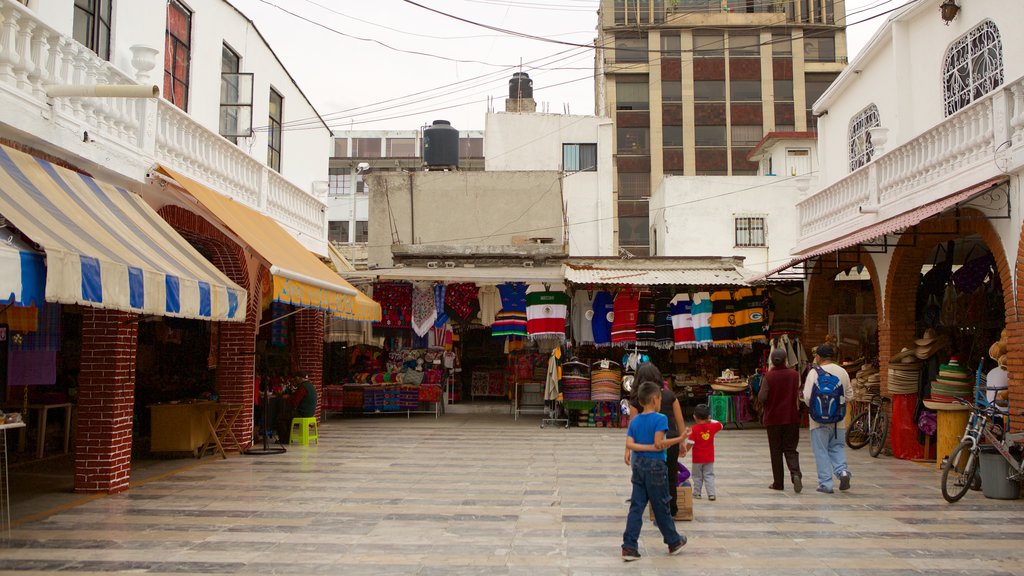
left=493, top=283, right=528, bottom=338
left=373, top=281, right=413, bottom=329
left=411, top=283, right=437, bottom=337
left=445, top=282, right=479, bottom=323
left=654, top=294, right=674, bottom=349
left=691, top=291, right=713, bottom=345
left=670, top=293, right=695, bottom=347
left=526, top=291, right=568, bottom=340
left=571, top=291, right=596, bottom=345
left=636, top=291, right=657, bottom=346
left=591, top=291, right=615, bottom=346
left=433, top=283, right=449, bottom=328
left=611, top=288, right=640, bottom=345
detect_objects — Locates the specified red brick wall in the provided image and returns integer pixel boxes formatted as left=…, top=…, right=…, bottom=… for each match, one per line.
left=75, top=309, right=138, bottom=494
left=295, top=309, right=325, bottom=420
left=661, top=58, right=681, bottom=81
left=729, top=57, right=761, bottom=80
left=730, top=104, right=763, bottom=125
left=772, top=59, right=793, bottom=80
left=662, top=104, right=683, bottom=125
left=804, top=253, right=882, bottom=376
left=616, top=111, right=651, bottom=128
left=693, top=58, right=725, bottom=81
left=616, top=156, right=651, bottom=173
left=663, top=149, right=684, bottom=172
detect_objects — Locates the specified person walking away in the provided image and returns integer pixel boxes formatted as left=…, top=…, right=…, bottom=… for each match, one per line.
left=803, top=344, right=852, bottom=494
left=688, top=404, right=723, bottom=500
left=628, top=363, right=689, bottom=518
left=621, top=381, right=687, bottom=561
left=758, top=348, right=803, bottom=493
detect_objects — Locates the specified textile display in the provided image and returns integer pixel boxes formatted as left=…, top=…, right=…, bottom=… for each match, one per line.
left=591, top=291, right=615, bottom=345
left=321, top=385, right=345, bottom=412
left=1, top=304, right=37, bottom=332
left=428, top=323, right=453, bottom=349
left=269, top=301, right=288, bottom=347
left=526, top=290, right=568, bottom=340
left=691, top=292, right=713, bottom=344
left=709, top=290, right=737, bottom=344
left=478, top=285, right=500, bottom=326
left=410, top=283, right=437, bottom=338
left=611, top=289, right=640, bottom=344
left=12, top=302, right=61, bottom=351
left=890, top=392, right=926, bottom=460
left=433, top=283, right=449, bottom=327
left=636, top=291, right=657, bottom=346
left=374, top=281, right=413, bottom=329
left=8, top=349, right=57, bottom=387
left=670, top=293, right=695, bottom=347
left=590, top=362, right=622, bottom=402
left=444, top=282, right=479, bottom=323
left=733, top=288, right=766, bottom=343
left=493, top=283, right=528, bottom=338
left=655, top=294, right=674, bottom=348
left=571, top=291, right=596, bottom=345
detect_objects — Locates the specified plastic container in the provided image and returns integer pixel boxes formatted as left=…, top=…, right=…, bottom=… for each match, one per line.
left=978, top=445, right=1022, bottom=500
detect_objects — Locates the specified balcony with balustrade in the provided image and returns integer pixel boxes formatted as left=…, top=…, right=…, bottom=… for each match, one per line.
left=793, top=74, right=1024, bottom=255
left=0, top=0, right=327, bottom=252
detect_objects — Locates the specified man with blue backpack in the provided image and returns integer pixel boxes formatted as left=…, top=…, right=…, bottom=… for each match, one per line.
left=802, top=344, right=853, bottom=494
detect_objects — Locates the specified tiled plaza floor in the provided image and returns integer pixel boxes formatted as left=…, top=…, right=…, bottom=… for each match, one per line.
left=3, top=414, right=1024, bottom=575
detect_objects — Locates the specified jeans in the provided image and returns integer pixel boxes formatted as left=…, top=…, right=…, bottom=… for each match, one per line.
left=623, top=456, right=683, bottom=551
left=691, top=463, right=716, bottom=497
left=766, top=424, right=801, bottom=488
left=810, top=425, right=850, bottom=490
left=666, top=443, right=680, bottom=515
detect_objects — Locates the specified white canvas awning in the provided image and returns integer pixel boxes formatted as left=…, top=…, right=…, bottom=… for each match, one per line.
left=562, top=257, right=756, bottom=286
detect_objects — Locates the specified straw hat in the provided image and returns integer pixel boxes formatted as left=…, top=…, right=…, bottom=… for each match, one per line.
left=891, top=347, right=917, bottom=363
left=915, top=328, right=940, bottom=346
left=998, top=354, right=1008, bottom=370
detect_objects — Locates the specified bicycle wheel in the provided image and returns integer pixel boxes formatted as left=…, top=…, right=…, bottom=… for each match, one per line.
left=868, top=410, right=889, bottom=458
left=846, top=411, right=870, bottom=449
left=941, top=441, right=979, bottom=503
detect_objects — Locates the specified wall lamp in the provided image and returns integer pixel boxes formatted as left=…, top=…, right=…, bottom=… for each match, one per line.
left=940, top=0, right=960, bottom=25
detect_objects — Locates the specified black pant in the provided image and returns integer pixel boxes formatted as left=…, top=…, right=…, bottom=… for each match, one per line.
left=766, top=424, right=801, bottom=488
left=666, top=443, right=680, bottom=514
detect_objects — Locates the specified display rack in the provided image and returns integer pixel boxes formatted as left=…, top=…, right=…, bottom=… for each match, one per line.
left=708, top=391, right=752, bottom=430
left=337, top=383, right=441, bottom=419
left=513, top=381, right=545, bottom=420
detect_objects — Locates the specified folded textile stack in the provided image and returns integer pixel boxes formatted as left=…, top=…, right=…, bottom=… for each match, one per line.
left=590, top=366, right=622, bottom=402
left=925, top=356, right=973, bottom=408
left=888, top=347, right=922, bottom=395
left=711, top=369, right=747, bottom=392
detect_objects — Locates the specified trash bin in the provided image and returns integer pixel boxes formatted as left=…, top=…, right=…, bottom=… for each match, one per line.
left=978, top=445, right=1022, bottom=500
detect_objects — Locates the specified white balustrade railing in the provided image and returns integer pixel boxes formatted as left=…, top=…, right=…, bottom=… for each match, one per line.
left=797, top=75, right=1024, bottom=240
left=0, top=0, right=327, bottom=246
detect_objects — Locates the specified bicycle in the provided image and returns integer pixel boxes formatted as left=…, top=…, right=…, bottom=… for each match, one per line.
left=845, top=391, right=890, bottom=458
left=940, top=394, right=1024, bottom=503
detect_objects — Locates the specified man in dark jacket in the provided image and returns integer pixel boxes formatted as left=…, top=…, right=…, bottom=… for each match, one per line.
left=759, top=348, right=803, bottom=493
left=289, top=371, right=317, bottom=418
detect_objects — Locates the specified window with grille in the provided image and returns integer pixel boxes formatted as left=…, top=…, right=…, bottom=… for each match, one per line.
left=267, top=88, right=283, bottom=172
left=164, top=0, right=192, bottom=111
left=848, top=104, right=880, bottom=172
left=328, top=171, right=350, bottom=196
left=563, top=143, right=597, bottom=172
left=735, top=216, right=766, bottom=247
left=618, top=174, right=650, bottom=200
left=355, top=221, right=369, bottom=243
left=943, top=20, right=1003, bottom=117
left=73, top=0, right=112, bottom=61
left=328, top=221, right=349, bottom=244
left=617, top=127, right=650, bottom=155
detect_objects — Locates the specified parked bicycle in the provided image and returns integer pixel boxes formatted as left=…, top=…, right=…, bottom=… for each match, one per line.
left=940, top=394, right=1024, bottom=503
left=846, top=392, right=890, bottom=458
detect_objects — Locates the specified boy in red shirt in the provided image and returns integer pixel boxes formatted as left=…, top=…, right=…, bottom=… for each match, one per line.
left=688, top=404, right=724, bottom=500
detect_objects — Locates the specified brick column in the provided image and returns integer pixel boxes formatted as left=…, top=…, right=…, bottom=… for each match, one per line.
left=75, top=309, right=138, bottom=494
left=295, top=308, right=325, bottom=420
left=216, top=315, right=257, bottom=449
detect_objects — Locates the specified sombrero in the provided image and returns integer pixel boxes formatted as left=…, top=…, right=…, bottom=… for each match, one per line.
left=915, top=329, right=940, bottom=347
left=891, top=347, right=917, bottom=363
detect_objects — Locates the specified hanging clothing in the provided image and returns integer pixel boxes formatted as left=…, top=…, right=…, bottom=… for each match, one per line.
left=670, top=293, right=695, bottom=347
left=611, top=288, right=640, bottom=345
left=691, top=291, right=713, bottom=345
left=544, top=346, right=563, bottom=401
left=635, top=291, right=657, bottom=346
left=654, top=294, right=674, bottom=348
left=734, top=287, right=765, bottom=343
left=433, top=283, right=449, bottom=328
left=709, top=290, right=737, bottom=344
left=428, top=322, right=453, bottom=349
left=571, top=291, right=596, bottom=345
left=591, top=291, right=615, bottom=346
left=492, top=282, right=528, bottom=337
left=411, top=283, right=437, bottom=338
left=444, top=282, right=479, bottom=323
left=478, top=285, right=501, bottom=327
left=526, top=290, right=568, bottom=341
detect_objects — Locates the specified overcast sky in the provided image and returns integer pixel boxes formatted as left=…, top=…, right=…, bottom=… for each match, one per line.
left=230, top=0, right=908, bottom=133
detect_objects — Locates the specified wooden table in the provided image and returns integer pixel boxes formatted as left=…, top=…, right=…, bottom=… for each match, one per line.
left=9, top=403, right=73, bottom=460
left=150, top=401, right=242, bottom=458
left=197, top=403, right=244, bottom=459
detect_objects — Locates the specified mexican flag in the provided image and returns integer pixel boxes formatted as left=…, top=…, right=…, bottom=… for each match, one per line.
left=526, top=291, right=568, bottom=340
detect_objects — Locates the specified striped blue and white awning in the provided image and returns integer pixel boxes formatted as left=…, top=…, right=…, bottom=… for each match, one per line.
left=0, top=144, right=245, bottom=321
left=0, top=226, right=45, bottom=307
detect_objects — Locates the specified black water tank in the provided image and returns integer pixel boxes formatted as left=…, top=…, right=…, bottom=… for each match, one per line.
left=509, top=72, right=533, bottom=99
left=423, top=120, right=459, bottom=168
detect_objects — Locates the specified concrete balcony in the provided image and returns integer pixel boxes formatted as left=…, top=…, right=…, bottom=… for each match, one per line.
left=795, top=74, right=1024, bottom=254
left=0, top=0, right=326, bottom=251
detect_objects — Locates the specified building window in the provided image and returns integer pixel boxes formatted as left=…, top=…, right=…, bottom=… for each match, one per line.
left=619, top=174, right=650, bottom=200
left=731, top=125, right=762, bottom=147
left=355, top=221, right=369, bottom=243
left=328, top=221, right=349, bottom=244
left=73, top=0, right=112, bottom=61
left=660, top=33, right=680, bottom=54
left=351, top=138, right=381, bottom=158
left=616, top=77, right=649, bottom=110
left=695, top=126, right=727, bottom=147
left=943, top=19, right=1003, bottom=117
left=563, top=143, right=597, bottom=172
left=772, top=32, right=792, bottom=55
left=219, top=44, right=253, bottom=143
left=267, top=88, right=283, bottom=172
left=663, top=126, right=683, bottom=147
left=460, top=137, right=484, bottom=158
left=164, top=0, right=192, bottom=111
left=694, top=80, right=725, bottom=102
left=333, top=138, right=349, bottom=157
left=387, top=138, right=417, bottom=157
left=730, top=80, right=762, bottom=102
left=328, top=170, right=350, bottom=196
left=693, top=31, right=725, bottom=58
left=848, top=104, right=880, bottom=172
left=729, top=33, right=760, bottom=56
left=617, top=127, right=650, bottom=155
left=615, top=36, right=648, bottom=63
left=613, top=0, right=651, bottom=25
left=735, top=216, right=766, bottom=247
left=662, top=80, right=682, bottom=102
left=803, top=33, right=836, bottom=63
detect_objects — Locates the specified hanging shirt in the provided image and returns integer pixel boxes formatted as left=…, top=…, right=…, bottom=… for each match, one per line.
left=571, top=291, right=596, bottom=345
left=654, top=294, right=674, bottom=348
left=709, top=290, right=737, bottom=344
left=670, top=293, right=695, bottom=347
left=478, top=285, right=501, bottom=327
left=635, top=291, right=657, bottom=345
left=691, top=291, right=713, bottom=345
left=433, top=283, right=449, bottom=328
left=493, top=282, right=528, bottom=337
left=526, top=291, right=568, bottom=340
left=611, top=288, right=640, bottom=345
left=591, top=291, right=615, bottom=346
left=733, top=287, right=765, bottom=343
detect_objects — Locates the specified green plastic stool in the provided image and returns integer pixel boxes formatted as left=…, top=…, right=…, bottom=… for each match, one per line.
left=289, top=417, right=319, bottom=445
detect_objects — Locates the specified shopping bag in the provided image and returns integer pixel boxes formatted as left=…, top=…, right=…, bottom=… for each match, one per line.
left=676, top=486, right=694, bottom=521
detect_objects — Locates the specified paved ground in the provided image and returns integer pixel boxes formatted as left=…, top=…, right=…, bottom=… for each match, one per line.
left=3, top=414, right=1024, bottom=575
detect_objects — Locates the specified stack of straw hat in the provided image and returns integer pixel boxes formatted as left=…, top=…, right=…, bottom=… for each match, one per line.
left=915, top=328, right=950, bottom=359
left=888, top=347, right=922, bottom=395
left=989, top=329, right=1008, bottom=372
left=711, top=368, right=747, bottom=392
left=851, top=361, right=880, bottom=402
left=925, top=356, right=973, bottom=408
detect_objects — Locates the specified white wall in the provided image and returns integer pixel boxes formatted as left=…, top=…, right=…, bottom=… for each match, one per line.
left=815, top=1, right=1024, bottom=188
left=326, top=195, right=368, bottom=225
left=650, top=176, right=810, bottom=275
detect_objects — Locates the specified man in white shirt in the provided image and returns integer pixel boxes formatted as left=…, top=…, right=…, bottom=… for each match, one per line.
left=802, top=344, right=853, bottom=494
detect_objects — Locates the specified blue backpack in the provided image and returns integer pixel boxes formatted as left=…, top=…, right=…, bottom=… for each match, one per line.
left=809, top=366, right=846, bottom=425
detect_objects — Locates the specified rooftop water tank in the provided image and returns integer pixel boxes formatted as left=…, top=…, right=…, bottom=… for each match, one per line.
left=423, top=120, right=459, bottom=168
left=509, top=72, right=533, bottom=99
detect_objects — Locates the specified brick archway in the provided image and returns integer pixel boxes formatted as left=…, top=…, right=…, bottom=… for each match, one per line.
left=158, top=205, right=265, bottom=448
left=803, top=251, right=882, bottom=359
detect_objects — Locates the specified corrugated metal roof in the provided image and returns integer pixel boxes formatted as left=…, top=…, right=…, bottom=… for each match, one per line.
left=342, top=266, right=564, bottom=284
left=563, top=265, right=753, bottom=286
